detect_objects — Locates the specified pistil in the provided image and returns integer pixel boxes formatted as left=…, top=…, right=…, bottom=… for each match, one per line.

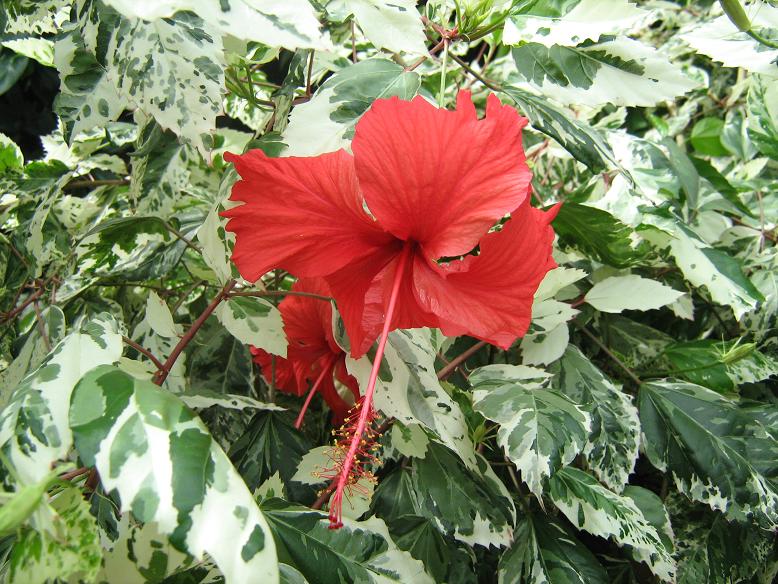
left=326, top=241, right=413, bottom=528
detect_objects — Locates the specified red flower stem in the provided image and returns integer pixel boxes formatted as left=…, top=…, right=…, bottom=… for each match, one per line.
left=329, top=242, right=413, bottom=528
left=295, top=355, right=337, bottom=430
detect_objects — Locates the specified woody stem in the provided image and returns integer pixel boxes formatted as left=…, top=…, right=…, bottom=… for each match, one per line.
left=329, top=241, right=413, bottom=527
left=295, top=355, right=337, bottom=430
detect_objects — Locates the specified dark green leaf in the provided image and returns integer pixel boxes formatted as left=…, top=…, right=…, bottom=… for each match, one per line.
left=552, top=202, right=649, bottom=267
left=639, top=381, right=778, bottom=527
left=261, top=498, right=431, bottom=584
left=498, top=513, right=609, bottom=584
left=230, top=410, right=312, bottom=494
left=502, top=85, right=617, bottom=172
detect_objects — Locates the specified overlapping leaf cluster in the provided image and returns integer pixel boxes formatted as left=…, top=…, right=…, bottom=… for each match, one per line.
left=0, top=0, right=776, bottom=582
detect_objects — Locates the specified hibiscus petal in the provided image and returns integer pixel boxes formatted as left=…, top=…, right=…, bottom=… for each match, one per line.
left=325, top=243, right=402, bottom=357
left=279, top=278, right=336, bottom=365
left=223, top=149, right=392, bottom=282
left=413, top=201, right=559, bottom=348
left=353, top=90, right=532, bottom=260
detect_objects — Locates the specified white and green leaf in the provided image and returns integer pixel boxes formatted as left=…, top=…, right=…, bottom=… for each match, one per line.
left=548, top=467, right=676, bottom=582
left=8, top=487, right=102, bottom=584
left=332, top=0, right=427, bottom=55
left=498, top=513, right=609, bottom=584
left=96, top=515, right=195, bottom=584
left=470, top=364, right=590, bottom=498
left=584, top=275, right=685, bottom=313
left=347, top=328, right=478, bottom=471
left=261, top=500, right=433, bottom=583
left=70, top=365, right=280, bottom=584
left=639, top=380, right=778, bottom=528
left=681, top=5, right=778, bottom=76
left=0, top=313, right=122, bottom=484
left=552, top=346, right=640, bottom=491
left=283, top=58, right=421, bottom=156
left=373, top=442, right=516, bottom=548
left=102, top=0, right=331, bottom=49
left=504, top=0, right=652, bottom=48
left=215, top=296, right=287, bottom=358
left=502, top=85, right=619, bottom=172
left=644, top=219, right=764, bottom=319
left=512, top=38, right=699, bottom=107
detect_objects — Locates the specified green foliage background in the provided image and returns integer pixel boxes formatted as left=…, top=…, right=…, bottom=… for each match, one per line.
left=0, top=0, right=776, bottom=582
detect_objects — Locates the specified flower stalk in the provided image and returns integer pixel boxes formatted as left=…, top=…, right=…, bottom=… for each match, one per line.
left=295, top=354, right=338, bottom=429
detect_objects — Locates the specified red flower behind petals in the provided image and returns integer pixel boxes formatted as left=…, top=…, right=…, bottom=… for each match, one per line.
left=250, top=278, right=359, bottom=425
left=225, top=90, right=557, bottom=358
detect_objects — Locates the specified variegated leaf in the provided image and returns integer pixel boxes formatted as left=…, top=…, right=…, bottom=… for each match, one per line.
left=261, top=500, right=433, bottom=583
left=512, top=38, right=698, bottom=107
left=54, top=29, right=126, bottom=142
left=470, top=365, right=590, bottom=497
left=520, top=298, right=578, bottom=365
left=130, top=120, right=191, bottom=218
left=215, top=296, right=287, bottom=358
left=372, top=443, right=516, bottom=548
left=332, top=0, right=427, bottom=55
left=96, top=515, right=195, bottom=583
left=584, top=275, right=685, bottom=313
left=57, top=1, right=224, bottom=154
left=346, top=328, right=478, bottom=471
left=673, top=502, right=777, bottom=584
left=70, top=366, right=279, bottom=584
left=644, top=218, right=764, bottom=319
left=502, top=85, right=619, bottom=172
left=9, top=487, right=102, bottom=584
left=639, top=381, right=778, bottom=528
left=681, top=5, right=778, bottom=76
left=552, top=346, right=640, bottom=491
left=504, top=0, right=652, bottom=48
left=102, top=0, right=330, bottom=49
left=0, top=313, right=122, bottom=484
left=283, top=58, right=421, bottom=156
left=498, top=513, right=608, bottom=584
left=548, top=467, right=676, bottom=582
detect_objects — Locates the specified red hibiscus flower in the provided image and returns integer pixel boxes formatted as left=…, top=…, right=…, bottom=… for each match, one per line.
left=223, top=90, right=558, bottom=527
left=250, top=278, right=359, bottom=428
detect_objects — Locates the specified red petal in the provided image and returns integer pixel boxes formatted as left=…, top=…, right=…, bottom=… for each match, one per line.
left=353, top=91, right=531, bottom=260
left=412, top=200, right=559, bottom=348
left=280, top=278, right=336, bottom=372
left=325, top=242, right=403, bottom=357
left=222, top=149, right=392, bottom=282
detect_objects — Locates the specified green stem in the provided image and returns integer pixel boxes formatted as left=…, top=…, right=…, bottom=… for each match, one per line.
left=641, top=362, right=725, bottom=379
left=747, top=28, right=778, bottom=50
left=438, top=40, right=449, bottom=107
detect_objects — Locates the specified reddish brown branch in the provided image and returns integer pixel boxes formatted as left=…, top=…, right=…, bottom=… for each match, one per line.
left=1, top=288, right=44, bottom=324
left=153, top=279, right=236, bottom=385
left=33, top=300, right=51, bottom=351
left=64, top=178, right=129, bottom=190
left=227, top=290, right=331, bottom=302
left=437, top=340, right=488, bottom=380
left=122, top=336, right=165, bottom=372
left=59, top=466, right=91, bottom=481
